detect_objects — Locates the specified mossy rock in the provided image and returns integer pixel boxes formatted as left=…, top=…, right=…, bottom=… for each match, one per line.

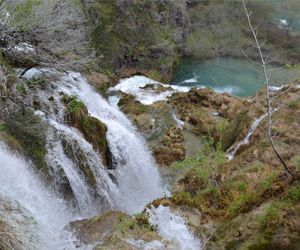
left=66, top=210, right=162, bottom=249
left=63, top=95, right=112, bottom=167
left=4, top=109, right=49, bottom=178
left=221, top=108, right=251, bottom=150
left=118, top=94, right=148, bottom=116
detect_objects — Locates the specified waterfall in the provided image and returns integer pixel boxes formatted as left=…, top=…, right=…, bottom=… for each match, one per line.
left=0, top=143, right=79, bottom=250
left=0, top=68, right=202, bottom=249
left=44, top=117, right=116, bottom=216
left=51, top=71, right=166, bottom=214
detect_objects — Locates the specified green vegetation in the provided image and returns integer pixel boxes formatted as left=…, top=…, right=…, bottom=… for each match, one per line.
left=4, top=110, right=49, bottom=176
left=118, top=94, right=148, bottom=115
left=134, top=213, right=156, bottom=231
left=16, top=76, right=48, bottom=94
left=114, top=212, right=156, bottom=236
left=287, top=182, right=300, bottom=202
left=86, top=0, right=179, bottom=80
left=221, top=108, right=251, bottom=150
left=62, top=95, right=110, bottom=166
left=62, top=95, right=86, bottom=115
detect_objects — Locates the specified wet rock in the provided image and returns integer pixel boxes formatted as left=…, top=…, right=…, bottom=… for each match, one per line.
left=61, top=137, right=97, bottom=188
left=3, top=109, right=50, bottom=179
left=66, top=210, right=162, bottom=249
left=0, top=193, right=38, bottom=250
left=62, top=95, right=112, bottom=168
left=85, top=72, right=111, bottom=98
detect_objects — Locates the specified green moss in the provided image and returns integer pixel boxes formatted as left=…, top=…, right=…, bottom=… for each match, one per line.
left=118, top=95, right=148, bottom=115
left=221, top=108, right=251, bottom=150
left=5, top=110, right=48, bottom=176
left=62, top=95, right=110, bottom=166
left=113, top=214, right=138, bottom=235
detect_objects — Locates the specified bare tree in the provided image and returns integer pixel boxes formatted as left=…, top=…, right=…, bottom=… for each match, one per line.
left=242, top=0, right=293, bottom=177
left=0, top=0, right=95, bottom=73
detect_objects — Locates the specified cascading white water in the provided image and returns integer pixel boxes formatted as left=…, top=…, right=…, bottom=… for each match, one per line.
left=1, top=68, right=202, bottom=249
left=110, top=75, right=189, bottom=105
left=44, top=117, right=116, bottom=216
left=226, top=112, right=269, bottom=160
left=0, top=142, right=80, bottom=250
left=226, top=108, right=279, bottom=160
left=55, top=72, right=166, bottom=214
left=0, top=191, right=38, bottom=250
left=147, top=205, right=202, bottom=250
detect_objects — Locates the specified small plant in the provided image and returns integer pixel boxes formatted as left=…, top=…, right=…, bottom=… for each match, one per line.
left=134, top=213, right=155, bottom=231
left=258, top=174, right=276, bottom=193
left=259, top=203, right=280, bottom=229
left=227, top=193, right=256, bottom=218
left=236, top=182, right=247, bottom=192
left=288, top=183, right=300, bottom=202
left=62, top=95, right=85, bottom=114
left=172, top=192, right=194, bottom=206
left=259, top=139, right=269, bottom=150
left=26, top=76, right=47, bottom=89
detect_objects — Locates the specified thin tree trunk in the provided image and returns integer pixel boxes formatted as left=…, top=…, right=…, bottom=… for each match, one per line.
left=242, top=0, right=293, bottom=177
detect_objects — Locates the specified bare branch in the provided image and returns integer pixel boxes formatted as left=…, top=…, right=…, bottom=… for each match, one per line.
left=242, top=0, right=293, bottom=177
left=0, top=0, right=96, bottom=71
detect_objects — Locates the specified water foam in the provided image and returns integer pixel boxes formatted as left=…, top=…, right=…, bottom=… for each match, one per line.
left=147, top=205, right=202, bottom=250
